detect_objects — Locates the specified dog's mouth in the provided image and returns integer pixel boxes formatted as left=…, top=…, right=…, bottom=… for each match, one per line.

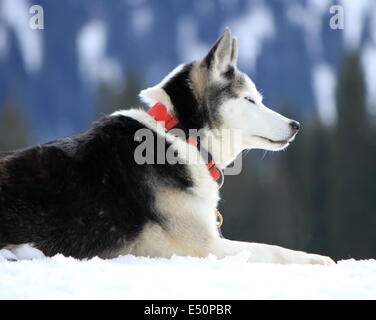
left=255, top=135, right=290, bottom=146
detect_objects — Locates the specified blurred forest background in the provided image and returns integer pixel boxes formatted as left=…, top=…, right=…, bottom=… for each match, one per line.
left=0, top=0, right=376, bottom=261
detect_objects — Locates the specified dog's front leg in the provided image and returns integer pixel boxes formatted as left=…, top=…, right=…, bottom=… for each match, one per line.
left=211, top=238, right=335, bottom=265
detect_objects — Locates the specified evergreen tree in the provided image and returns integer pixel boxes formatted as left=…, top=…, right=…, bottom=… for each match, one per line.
left=300, top=120, right=331, bottom=255
left=328, top=53, right=376, bottom=259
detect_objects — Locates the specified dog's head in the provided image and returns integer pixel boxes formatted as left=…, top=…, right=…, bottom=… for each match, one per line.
left=140, top=27, right=300, bottom=154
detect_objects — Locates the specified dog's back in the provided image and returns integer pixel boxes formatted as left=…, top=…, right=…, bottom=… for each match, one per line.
left=0, top=115, right=180, bottom=258
left=0, top=151, right=15, bottom=159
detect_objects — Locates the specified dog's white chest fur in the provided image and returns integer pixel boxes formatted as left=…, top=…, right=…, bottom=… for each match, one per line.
left=109, top=109, right=220, bottom=259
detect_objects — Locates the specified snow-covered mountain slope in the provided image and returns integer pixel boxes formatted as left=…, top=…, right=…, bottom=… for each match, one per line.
left=0, top=0, right=375, bottom=142
left=0, top=245, right=375, bottom=299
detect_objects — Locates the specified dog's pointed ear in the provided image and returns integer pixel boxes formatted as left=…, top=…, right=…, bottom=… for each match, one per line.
left=230, top=37, right=238, bottom=65
left=203, top=27, right=237, bottom=76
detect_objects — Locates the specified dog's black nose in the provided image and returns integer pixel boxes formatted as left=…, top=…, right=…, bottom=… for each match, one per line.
left=290, top=121, right=300, bottom=131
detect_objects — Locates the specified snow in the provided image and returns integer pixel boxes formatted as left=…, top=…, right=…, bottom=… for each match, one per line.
left=176, top=16, right=209, bottom=62
left=339, top=0, right=373, bottom=50
left=76, top=20, right=122, bottom=86
left=361, top=4, right=376, bottom=115
left=312, top=63, right=337, bottom=126
left=130, top=5, right=154, bottom=37
left=225, top=1, right=275, bottom=72
left=286, top=0, right=330, bottom=59
left=1, top=245, right=375, bottom=299
left=362, top=45, right=376, bottom=115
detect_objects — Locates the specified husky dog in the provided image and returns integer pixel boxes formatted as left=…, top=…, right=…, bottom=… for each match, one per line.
left=0, top=28, right=334, bottom=264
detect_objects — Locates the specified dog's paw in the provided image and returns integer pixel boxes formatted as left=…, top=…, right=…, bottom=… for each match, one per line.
left=276, top=249, right=336, bottom=265
left=309, top=254, right=336, bottom=266
left=0, top=244, right=45, bottom=262
left=0, top=248, right=18, bottom=262
left=306, top=253, right=336, bottom=266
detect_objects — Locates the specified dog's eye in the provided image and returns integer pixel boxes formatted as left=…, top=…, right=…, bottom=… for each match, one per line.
left=245, top=97, right=255, bottom=104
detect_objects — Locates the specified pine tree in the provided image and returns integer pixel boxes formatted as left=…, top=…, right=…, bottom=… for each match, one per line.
left=328, top=53, right=376, bottom=259
left=302, top=120, right=331, bottom=255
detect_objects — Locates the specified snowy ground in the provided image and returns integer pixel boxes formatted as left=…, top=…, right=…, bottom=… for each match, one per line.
left=0, top=245, right=375, bottom=299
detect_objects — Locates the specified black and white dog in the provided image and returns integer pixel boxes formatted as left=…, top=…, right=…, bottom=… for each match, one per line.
left=0, top=28, right=334, bottom=264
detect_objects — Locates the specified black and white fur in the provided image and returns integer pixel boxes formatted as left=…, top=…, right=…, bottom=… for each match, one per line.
left=0, top=28, right=334, bottom=264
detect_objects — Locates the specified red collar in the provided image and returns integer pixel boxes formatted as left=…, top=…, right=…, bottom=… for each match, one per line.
left=147, top=103, right=223, bottom=186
